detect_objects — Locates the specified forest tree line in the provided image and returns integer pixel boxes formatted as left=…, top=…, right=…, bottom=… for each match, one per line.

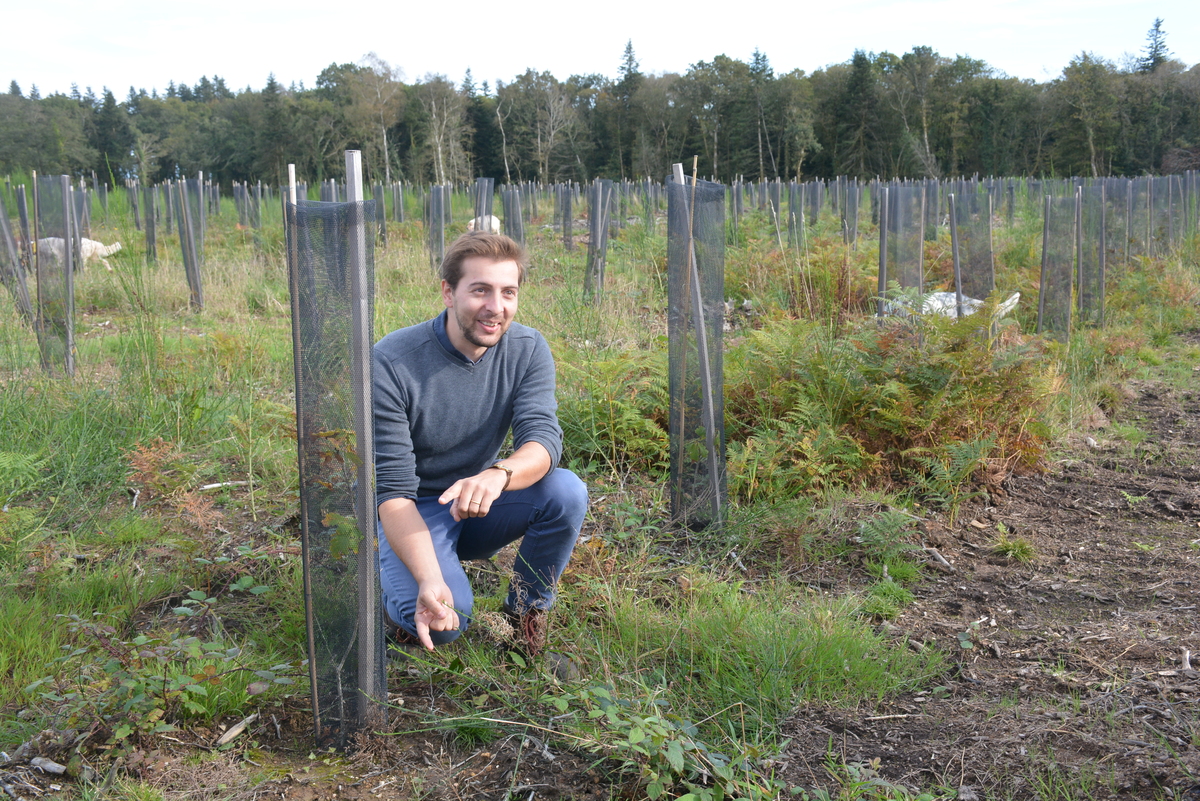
left=2, top=29, right=1198, bottom=191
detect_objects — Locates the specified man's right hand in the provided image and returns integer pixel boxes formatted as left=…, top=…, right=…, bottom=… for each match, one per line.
left=414, top=580, right=459, bottom=650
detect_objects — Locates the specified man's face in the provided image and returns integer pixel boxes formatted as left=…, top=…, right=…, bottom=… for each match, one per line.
left=442, top=256, right=521, bottom=361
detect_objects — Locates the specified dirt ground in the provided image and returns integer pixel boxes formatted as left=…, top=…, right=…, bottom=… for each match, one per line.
left=4, top=371, right=1199, bottom=800
left=775, top=371, right=1200, bottom=800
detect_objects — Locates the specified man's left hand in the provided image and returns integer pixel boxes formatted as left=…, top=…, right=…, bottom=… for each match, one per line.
left=439, top=468, right=509, bottom=521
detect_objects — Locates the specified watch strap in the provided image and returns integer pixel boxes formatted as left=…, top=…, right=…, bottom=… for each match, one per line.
left=489, top=462, right=513, bottom=491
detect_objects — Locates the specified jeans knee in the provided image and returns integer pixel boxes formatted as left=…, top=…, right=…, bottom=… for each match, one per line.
left=429, top=627, right=464, bottom=646
left=545, top=468, right=588, bottom=520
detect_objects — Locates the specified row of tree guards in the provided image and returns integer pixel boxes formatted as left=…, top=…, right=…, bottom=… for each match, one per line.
left=1, top=160, right=1197, bottom=746
left=2, top=164, right=1197, bottom=385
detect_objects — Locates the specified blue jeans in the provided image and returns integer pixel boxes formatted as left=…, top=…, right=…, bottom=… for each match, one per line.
left=378, top=468, right=588, bottom=645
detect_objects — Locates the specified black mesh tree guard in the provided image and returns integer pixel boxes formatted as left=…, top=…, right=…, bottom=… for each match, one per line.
left=16, top=186, right=33, bottom=269
left=473, top=177, right=495, bottom=231
left=1037, top=195, right=1075, bottom=342
left=585, top=179, right=611, bottom=302
left=427, top=186, right=446, bottom=272
left=667, top=171, right=726, bottom=530
left=841, top=182, right=860, bottom=247
left=768, top=179, right=782, bottom=244
left=286, top=197, right=385, bottom=748
left=1077, top=185, right=1105, bottom=328
left=184, top=178, right=206, bottom=267
left=253, top=183, right=264, bottom=246
left=1167, top=175, right=1184, bottom=251
left=502, top=188, right=525, bottom=246
left=1150, top=176, right=1171, bottom=257
left=0, top=192, right=34, bottom=323
left=1186, top=171, right=1198, bottom=240
left=608, top=182, right=620, bottom=242
left=34, top=175, right=74, bottom=375
left=877, top=187, right=889, bottom=318
left=1102, top=178, right=1128, bottom=267
left=616, top=180, right=627, bottom=236
left=1129, top=177, right=1150, bottom=259
left=143, top=185, right=157, bottom=265
left=787, top=183, right=802, bottom=248
left=73, top=182, right=90, bottom=240
left=561, top=185, right=574, bottom=251
left=130, top=180, right=141, bottom=232
left=175, top=181, right=204, bottom=310
left=807, top=180, right=823, bottom=228
left=728, top=182, right=740, bottom=240
left=953, top=183, right=994, bottom=301
left=236, top=183, right=248, bottom=228
left=888, top=182, right=925, bottom=294
left=164, top=180, right=174, bottom=233
left=923, top=179, right=939, bottom=242
left=373, top=184, right=387, bottom=248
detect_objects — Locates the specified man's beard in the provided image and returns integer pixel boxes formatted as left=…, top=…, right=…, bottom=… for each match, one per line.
left=456, top=309, right=507, bottom=350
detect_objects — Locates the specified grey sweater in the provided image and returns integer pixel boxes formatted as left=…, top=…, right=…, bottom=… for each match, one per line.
left=373, top=313, right=563, bottom=504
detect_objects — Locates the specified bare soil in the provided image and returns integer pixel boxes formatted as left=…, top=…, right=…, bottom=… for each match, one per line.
left=5, top=374, right=1199, bottom=801
left=776, top=372, right=1200, bottom=800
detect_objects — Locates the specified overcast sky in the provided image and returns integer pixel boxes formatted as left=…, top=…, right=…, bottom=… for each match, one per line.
left=5, top=0, right=1197, bottom=99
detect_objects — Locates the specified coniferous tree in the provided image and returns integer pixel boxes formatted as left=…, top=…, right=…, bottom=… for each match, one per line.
left=93, top=89, right=134, bottom=179
left=836, top=51, right=882, bottom=177
left=1138, top=18, right=1170, bottom=73
left=463, top=71, right=503, bottom=180
left=614, top=41, right=643, bottom=177
left=258, top=74, right=291, bottom=184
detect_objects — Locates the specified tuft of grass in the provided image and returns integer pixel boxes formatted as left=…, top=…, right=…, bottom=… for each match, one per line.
left=858, top=579, right=915, bottom=621
left=992, top=531, right=1037, bottom=563
left=1109, top=422, right=1149, bottom=445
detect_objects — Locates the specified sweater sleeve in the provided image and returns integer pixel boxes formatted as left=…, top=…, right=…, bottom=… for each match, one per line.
left=511, top=332, right=564, bottom=470
left=373, top=345, right=419, bottom=505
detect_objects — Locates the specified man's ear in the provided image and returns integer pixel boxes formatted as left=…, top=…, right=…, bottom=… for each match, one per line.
left=441, top=280, right=454, bottom=307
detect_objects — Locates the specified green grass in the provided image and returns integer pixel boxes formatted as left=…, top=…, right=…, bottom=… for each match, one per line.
left=859, top=578, right=916, bottom=620
left=591, top=577, right=940, bottom=744
left=992, top=531, right=1037, bottom=563
left=1109, top=421, right=1150, bottom=445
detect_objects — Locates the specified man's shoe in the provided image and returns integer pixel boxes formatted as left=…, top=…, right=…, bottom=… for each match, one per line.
left=384, top=610, right=424, bottom=660
left=503, top=603, right=547, bottom=657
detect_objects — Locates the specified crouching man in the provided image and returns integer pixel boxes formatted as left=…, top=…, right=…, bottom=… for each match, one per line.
left=374, top=232, right=587, bottom=660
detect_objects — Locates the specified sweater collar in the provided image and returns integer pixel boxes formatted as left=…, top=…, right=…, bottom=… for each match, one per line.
left=433, top=310, right=489, bottom=365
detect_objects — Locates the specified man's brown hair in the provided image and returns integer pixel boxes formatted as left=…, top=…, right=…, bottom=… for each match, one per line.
left=440, top=232, right=528, bottom=288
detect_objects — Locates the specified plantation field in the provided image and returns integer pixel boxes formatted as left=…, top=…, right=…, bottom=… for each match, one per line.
left=1, top=187, right=1199, bottom=801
